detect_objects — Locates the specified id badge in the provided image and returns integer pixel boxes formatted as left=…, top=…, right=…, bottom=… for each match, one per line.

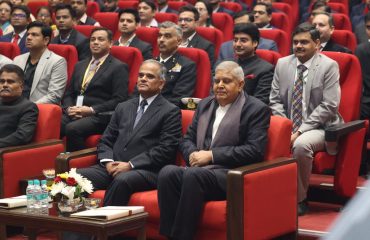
left=76, top=95, right=84, bottom=107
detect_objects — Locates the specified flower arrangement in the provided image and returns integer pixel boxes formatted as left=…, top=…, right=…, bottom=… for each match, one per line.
left=50, top=168, right=93, bottom=200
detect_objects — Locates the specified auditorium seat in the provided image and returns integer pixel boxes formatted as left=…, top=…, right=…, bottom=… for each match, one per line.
left=155, top=12, right=178, bottom=23
left=0, top=42, right=20, bottom=59
left=0, top=104, right=64, bottom=198
left=260, top=29, right=290, bottom=57
left=56, top=115, right=297, bottom=240
left=27, top=0, right=48, bottom=17
left=331, top=30, right=357, bottom=53
left=212, top=12, right=233, bottom=41
left=272, top=2, right=296, bottom=27
left=219, top=2, right=242, bottom=13
left=48, top=44, right=78, bottom=83
left=196, top=26, right=223, bottom=60
left=117, top=0, right=138, bottom=10
left=327, top=2, right=348, bottom=15
left=168, top=1, right=188, bottom=11
left=256, top=49, right=282, bottom=65
left=93, top=12, right=119, bottom=36
left=86, top=1, right=100, bottom=17
left=332, top=13, right=352, bottom=31
left=74, top=25, right=96, bottom=38
left=136, top=27, right=160, bottom=57
left=271, top=12, right=292, bottom=35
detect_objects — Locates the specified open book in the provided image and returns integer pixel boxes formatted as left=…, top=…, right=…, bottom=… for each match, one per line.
left=70, top=206, right=144, bottom=221
left=0, top=195, right=27, bottom=208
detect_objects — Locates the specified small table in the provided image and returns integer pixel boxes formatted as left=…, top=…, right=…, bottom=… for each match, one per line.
left=0, top=204, right=148, bottom=240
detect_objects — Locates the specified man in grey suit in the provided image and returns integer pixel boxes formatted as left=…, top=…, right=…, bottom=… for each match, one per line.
left=270, top=23, right=343, bottom=216
left=78, top=59, right=182, bottom=206
left=13, top=21, right=67, bottom=104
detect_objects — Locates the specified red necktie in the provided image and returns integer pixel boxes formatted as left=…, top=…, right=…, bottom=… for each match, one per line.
left=12, top=34, right=19, bottom=44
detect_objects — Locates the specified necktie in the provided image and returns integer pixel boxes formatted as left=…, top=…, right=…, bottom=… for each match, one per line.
left=12, top=34, right=19, bottom=44
left=133, top=99, right=148, bottom=128
left=291, top=64, right=307, bottom=133
left=81, top=59, right=100, bottom=93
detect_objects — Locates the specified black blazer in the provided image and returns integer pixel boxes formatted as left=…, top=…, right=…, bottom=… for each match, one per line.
left=0, top=32, right=28, bottom=54
left=323, top=38, right=352, bottom=54
left=188, top=33, right=215, bottom=69
left=62, top=54, right=129, bottom=113
left=355, top=42, right=370, bottom=118
left=51, top=29, right=91, bottom=60
left=98, top=95, right=182, bottom=171
left=113, top=36, right=153, bottom=60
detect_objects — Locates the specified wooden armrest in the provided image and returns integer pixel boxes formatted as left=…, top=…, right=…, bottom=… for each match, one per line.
left=0, top=139, right=63, bottom=156
left=325, top=120, right=365, bottom=142
left=55, top=147, right=97, bottom=173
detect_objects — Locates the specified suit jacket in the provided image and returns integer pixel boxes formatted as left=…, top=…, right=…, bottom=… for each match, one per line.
left=51, top=29, right=91, bottom=60
left=351, top=3, right=366, bottom=27
left=218, top=38, right=278, bottom=62
left=62, top=54, right=129, bottom=113
left=98, top=95, right=182, bottom=171
left=188, top=33, right=215, bottom=69
left=113, top=35, right=153, bottom=60
left=162, top=6, right=178, bottom=14
left=355, top=23, right=368, bottom=45
left=322, top=38, right=352, bottom=54
left=79, top=16, right=98, bottom=26
left=270, top=53, right=343, bottom=133
left=180, top=92, right=270, bottom=190
left=13, top=49, right=68, bottom=104
left=355, top=42, right=370, bottom=118
left=0, top=32, right=28, bottom=54
left=157, top=52, right=197, bottom=106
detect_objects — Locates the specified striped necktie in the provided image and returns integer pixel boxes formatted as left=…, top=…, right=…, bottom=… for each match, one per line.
left=291, top=64, right=307, bottom=133
left=133, top=99, right=148, bottom=128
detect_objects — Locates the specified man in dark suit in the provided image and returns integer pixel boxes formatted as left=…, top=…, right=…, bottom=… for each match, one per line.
left=156, top=21, right=196, bottom=106
left=253, top=2, right=275, bottom=29
left=0, top=64, right=38, bottom=148
left=218, top=11, right=279, bottom=61
left=158, top=0, right=177, bottom=14
left=178, top=5, right=215, bottom=69
left=78, top=59, right=182, bottom=206
left=351, top=0, right=370, bottom=28
left=61, top=27, right=129, bottom=152
left=312, top=12, right=352, bottom=54
left=113, top=8, right=153, bottom=60
left=228, top=23, right=274, bottom=104
left=51, top=4, right=91, bottom=60
left=158, top=60, right=270, bottom=240
left=0, top=5, right=30, bottom=54
left=71, top=0, right=100, bottom=26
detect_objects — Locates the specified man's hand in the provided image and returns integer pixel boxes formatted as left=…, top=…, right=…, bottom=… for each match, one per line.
left=111, top=162, right=132, bottom=177
left=189, top=150, right=213, bottom=167
left=67, top=106, right=78, bottom=118
left=291, top=132, right=301, bottom=147
left=74, top=106, right=94, bottom=119
left=106, top=162, right=118, bottom=175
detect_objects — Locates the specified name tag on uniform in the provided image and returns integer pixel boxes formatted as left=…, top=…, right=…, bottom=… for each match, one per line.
left=76, top=95, right=84, bottom=107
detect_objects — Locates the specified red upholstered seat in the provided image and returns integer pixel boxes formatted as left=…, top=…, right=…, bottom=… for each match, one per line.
left=329, top=0, right=349, bottom=14
left=168, top=1, right=188, bottom=11
left=117, top=0, right=138, bottom=10
left=328, top=2, right=348, bottom=15
left=219, top=2, right=242, bottom=12
left=86, top=1, right=100, bottom=17
left=48, top=44, right=78, bottom=84
left=177, top=48, right=211, bottom=99
left=280, top=0, right=298, bottom=32
left=155, top=12, right=178, bottom=23
left=331, top=30, right=356, bottom=53
left=212, top=12, right=233, bottom=41
left=93, top=12, right=119, bottom=36
left=0, top=104, right=64, bottom=198
left=332, top=13, right=352, bottom=31
left=260, top=29, right=290, bottom=57
left=195, top=26, right=223, bottom=60
left=272, top=2, right=296, bottom=27
left=74, top=25, right=96, bottom=38
left=56, top=114, right=297, bottom=240
left=256, top=49, right=282, bottom=66
left=271, top=12, right=292, bottom=35
left=136, top=27, right=159, bottom=57
left=27, top=0, right=48, bottom=17
left=0, top=42, right=20, bottom=59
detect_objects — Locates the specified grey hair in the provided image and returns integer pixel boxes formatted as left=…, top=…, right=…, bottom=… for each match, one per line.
left=159, top=21, right=183, bottom=38
left=141, top=59, right=167, bottom=81
left=215, top=61, right=244, bottom=81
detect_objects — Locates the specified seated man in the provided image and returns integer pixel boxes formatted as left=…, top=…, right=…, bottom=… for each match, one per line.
left=61, top=27, right=129, bottom=152
left=253, top=2, right=275, bottom=29
left=51, top=3, right=91, bottom=60
left=0, top=64, right=38, bottom=148
left=270, top=23, right=343, bottom=216
left=158, top=0, right=177, bottom=13
left=158, top=61, right=270, bottom=240
left=138, top=0, right=158, bottom=27
left=102, top=0, right=119, bottom=12
left=71, top=0, right=100, bottom=26
left=13, top=21, right=68, bottom=104
left=78, top=59, right=182, bottom=206
left=113, top=8, right=153, bottom=60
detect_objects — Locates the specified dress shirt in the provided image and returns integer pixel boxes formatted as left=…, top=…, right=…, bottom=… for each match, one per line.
left=212, top=104, right=231, bottom=140
left=79, top=13, right=100, bottom=26
left=11, top=29, right=26, bottom=44
left=179, top=32, right=196, bottom=48
left=118, top=34, right=136, bottom=47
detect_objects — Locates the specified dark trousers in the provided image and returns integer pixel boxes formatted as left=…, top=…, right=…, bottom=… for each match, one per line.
left=61, top=114, right=109, bottom=152
left=158, top=165, right=226, bottom=240
left=78, top=164, right=158, bottom=206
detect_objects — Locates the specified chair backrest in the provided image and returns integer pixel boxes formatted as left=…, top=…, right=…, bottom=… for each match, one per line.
left=117, top=0, right=138, bottom=9
left=271, top=12, right=291, bottom=35
left=177, top=48, right=211, bottom=99
left=136, top=27, right=160, bottom=57
left=331, top=30, right=357, bottom=53
left=27, top=0, right=48, bottom=17
left=260, top=29, right=290, bottom=57
left=155, top=12, right=178, bottom=23
left=168, top=1, right=188, bottom=11
left=329, top=0, right=349, bottom=13
left=0, top=42, right=20, bottom=59
left=328, top=2, right=348, bottom=15
left=196, top=26, right=223, bottom=59
left=272, top=2, right=296, bottom=27
left=93, top=12, right=119, bottom=36
left=110, top=46, right=143, bottom=94
left=256, top=49, right=282, bottom=66
left=181, top=109, right=194, bottom=134
left=212, top=12, right=234, bottom=41
left=87, top=1, right=100, bottom=17
left=332, top=13, right=352, bottom=31
left=264, top=116, right=292, bottom=161
left=33, top=104, right=62, bottom=141
left=321, top=52, right=362, bottom=122
left=48, top=44, right=78, bottom=83
left=74, top=25, right=96, bottom=38
left=279, top=0, right=299, bottom=29
left=219, top=2, right=242, bottom=12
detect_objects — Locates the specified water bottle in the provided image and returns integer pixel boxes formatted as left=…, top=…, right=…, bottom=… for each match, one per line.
left=26, top=180, right=34, bottom=213
left=33, top=180, right=42, bottom=214
left=40, top=180, right=49, bottom=214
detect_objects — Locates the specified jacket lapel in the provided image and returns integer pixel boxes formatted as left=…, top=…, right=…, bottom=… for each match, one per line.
left=188, top=34, right=198, bottom=48
left=84, top=54, right=112, bottom=91
left=305, top=54, right=319, bottom=107
left=30, top=49, right=50, bottom=95
left=287, top=56, right=297, bottom=114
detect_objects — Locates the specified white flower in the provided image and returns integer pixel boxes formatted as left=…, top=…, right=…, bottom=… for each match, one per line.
left=80, top=178, right=93, bottom=194
left=61, top=186, right=76, bottom=200
left=50, top=181, right=65, bottom=196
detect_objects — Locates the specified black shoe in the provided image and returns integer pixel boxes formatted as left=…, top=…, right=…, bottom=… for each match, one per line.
left=298, top=200, right=309, bottom=216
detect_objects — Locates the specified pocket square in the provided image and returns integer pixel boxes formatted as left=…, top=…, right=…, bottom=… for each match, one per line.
left=245, top=74, right=255, bottom=80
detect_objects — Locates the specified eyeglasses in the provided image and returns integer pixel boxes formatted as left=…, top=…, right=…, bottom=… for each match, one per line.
left=252, top=10, right=267, bottom=15
left=366, top=25, right=370, bottom=30
left=0, top=8, right=10, bottom=13
left=11, top=13, right=27, bottom=18
left=196, top=7, right=207, bottom=12
left=178, top=18, right=194, bottom=23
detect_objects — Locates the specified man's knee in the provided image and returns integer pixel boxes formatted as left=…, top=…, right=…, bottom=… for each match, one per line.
left=293, top=139, right=314, bottom=160
left=158, top=165, right=183, bottom=181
